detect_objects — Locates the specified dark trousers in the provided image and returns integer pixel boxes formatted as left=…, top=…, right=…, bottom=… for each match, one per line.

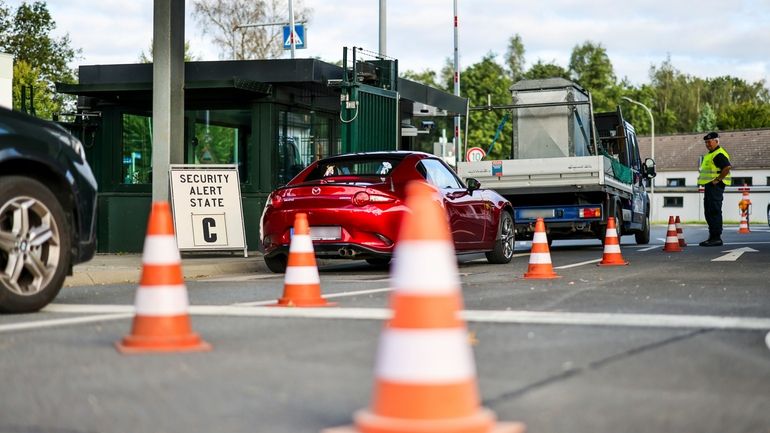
left=704, top=182, right=725, bottom=239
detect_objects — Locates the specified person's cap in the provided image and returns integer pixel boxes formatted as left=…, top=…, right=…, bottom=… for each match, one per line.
left=703, top=131, right=719, bottom=141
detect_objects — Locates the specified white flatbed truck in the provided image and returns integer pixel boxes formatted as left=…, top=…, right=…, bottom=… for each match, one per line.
left=457, top=78, right=657, bottom=244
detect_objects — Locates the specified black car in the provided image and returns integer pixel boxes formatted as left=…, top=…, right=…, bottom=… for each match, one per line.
left=0, top=106, right=97, bottom=313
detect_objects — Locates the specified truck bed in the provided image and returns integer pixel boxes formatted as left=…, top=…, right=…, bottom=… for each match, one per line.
left=457, top=155, right=632, bottom=198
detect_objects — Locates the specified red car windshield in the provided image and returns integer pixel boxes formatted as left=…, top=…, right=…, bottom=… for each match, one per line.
left=304, top=156, right=403, bottom=181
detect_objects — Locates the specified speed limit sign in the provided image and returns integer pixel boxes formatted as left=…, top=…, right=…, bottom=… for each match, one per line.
left=465, top=147, right=486, bottom=162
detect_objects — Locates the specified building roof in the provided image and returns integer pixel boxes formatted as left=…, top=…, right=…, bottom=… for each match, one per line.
left=637, top=128, right=770, bottom=171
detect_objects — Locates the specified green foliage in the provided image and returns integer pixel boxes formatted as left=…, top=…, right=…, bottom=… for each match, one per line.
left=460, top=53, right=513, bottom=159
left=522, top=60, right=570, bottom=80
left=139, top=40, right=200, bottom=63
left=695, top=103, right=717, bottom=132
left=505, top=34, right=525, bottom=83
left=402, top=69, right=442, bottom=89
left=0, top=1, right=80, bottom=119
left=568, top=41, right=619, bottom=112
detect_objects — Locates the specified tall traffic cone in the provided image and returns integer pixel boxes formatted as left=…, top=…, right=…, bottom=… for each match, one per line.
left=523, top=217, right=560, bottom=279
left=738, top=212, right=750, bottom=234
left=323, top=181, right=525, bottom=433
left=675, top=216, right=687, bottom=247
left=662, top=216, right=682, bottom=252
left=116, top=202, right=211, bottom=354
left=274, top=213, right=335, bottom=307
left=598, top=217, right=628, bottom=266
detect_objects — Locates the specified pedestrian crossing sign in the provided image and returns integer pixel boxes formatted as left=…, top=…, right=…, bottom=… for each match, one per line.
left=283, top=24, right=306, bottom=49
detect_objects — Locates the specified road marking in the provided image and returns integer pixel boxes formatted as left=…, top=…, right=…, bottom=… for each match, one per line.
left=33, top=304, right=770, bottom=331
left=711, top=246, right=758, bottom=262
left=230, top=287, right=394, bottom=306
left=637, top=245, right=661, bottom=252
left=0, top=313, right=132, bottom=333
left=554, top=258, right=601, bottom=269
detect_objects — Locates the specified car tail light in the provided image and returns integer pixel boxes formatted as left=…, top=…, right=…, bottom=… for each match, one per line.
left=270, top=193, right=283, bottom=208
left=352, top=191, right=370, bottom=206
left=352, top=191, right=395, bottom=206
left=579, top=207, right=601, bottom=218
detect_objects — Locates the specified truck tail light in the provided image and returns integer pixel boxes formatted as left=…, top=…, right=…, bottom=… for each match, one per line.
left=579, top=207, right=601, bottom=218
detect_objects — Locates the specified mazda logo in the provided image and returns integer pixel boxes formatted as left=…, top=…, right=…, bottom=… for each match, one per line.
left=312, top=187, right=321, bottom=195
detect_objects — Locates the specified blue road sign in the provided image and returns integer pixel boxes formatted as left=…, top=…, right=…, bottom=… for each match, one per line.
left=282, top=24, right=306, bottom=49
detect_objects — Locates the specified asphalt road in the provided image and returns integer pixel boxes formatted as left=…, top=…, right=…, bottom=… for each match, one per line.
left=1, top=225, right=769, bottom=433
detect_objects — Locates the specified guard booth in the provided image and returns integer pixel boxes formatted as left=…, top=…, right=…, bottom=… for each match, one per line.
left=57, top=56, right=467, bottom=253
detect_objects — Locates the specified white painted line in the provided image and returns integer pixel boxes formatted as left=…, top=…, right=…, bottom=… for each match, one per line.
left=323, top=287, right=392, bottom=299
left=231, top=287, right=393, bottom=306
left=35, top=304, right=770, bottom=331
left=638, top=245, right=662, bottom=252
left=44, top=304, right=134, bottom=313
left=0, top=313, right=132, bottom=333
left=722, top=241, right=770, bottom=245
left=554, top=258, right=602, bottom=269
left=766, top=332, right=770, bottom=351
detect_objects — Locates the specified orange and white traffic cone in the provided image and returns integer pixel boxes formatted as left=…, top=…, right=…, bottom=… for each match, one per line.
left=738, top=212, right=750, bottom=234
left=662, top=216, right=682, bottom=252
left=524, top=217, right=560, bottom=279
left=274, top=213, right=335, bottom=307
left=116, top=201, right=211, bottom=354
left=675, top=216, right=687, bottom=247
left=598, top=217, right=628, bottom=266
left=323, top=181, right=525, bottom=433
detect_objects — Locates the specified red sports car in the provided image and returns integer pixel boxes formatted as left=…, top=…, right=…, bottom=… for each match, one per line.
left=259, top=151, right=514, bottom=272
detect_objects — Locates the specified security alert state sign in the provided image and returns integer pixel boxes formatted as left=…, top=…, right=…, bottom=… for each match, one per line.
left=169, top=165, right=247, bottom=256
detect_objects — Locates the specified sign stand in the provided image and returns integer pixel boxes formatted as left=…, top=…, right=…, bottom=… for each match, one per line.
left=169, top=164, right=248, bottom=257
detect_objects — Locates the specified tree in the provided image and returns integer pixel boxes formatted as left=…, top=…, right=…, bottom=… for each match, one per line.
left=0, top=1, right=80, bottom=118
left=569, top=41, right=618, bottom=112
left=460, top=53, right=513, bottom=159
left=522, top=60, right=570, bottom=80
left=193, top=0, right=312, bottom=60
left=401, top=69, right=441, bottom=89
left=504, top=34, right=525, bottom=83
left=695, top=103, right=717, bottom=132
left=139, top=40, right=200, bottom=63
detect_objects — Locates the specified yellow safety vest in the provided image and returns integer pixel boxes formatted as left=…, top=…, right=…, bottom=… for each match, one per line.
left=698, top=147, right=731, bottom=186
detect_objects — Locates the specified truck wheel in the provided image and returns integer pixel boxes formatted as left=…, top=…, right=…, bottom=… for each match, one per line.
left=635, top=214, right=651, bottom=245
left=0, top=176, right=71, bottom=314
left=486, top=211, right=514, bottom=264
left=264, top=254, right=287, bottom=273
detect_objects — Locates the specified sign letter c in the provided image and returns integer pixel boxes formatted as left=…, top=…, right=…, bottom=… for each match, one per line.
left=202, top=218, right=217, bottom=243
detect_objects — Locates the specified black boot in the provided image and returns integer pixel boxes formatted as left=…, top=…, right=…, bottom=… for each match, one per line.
left=699, top=238, right=723, bottom=247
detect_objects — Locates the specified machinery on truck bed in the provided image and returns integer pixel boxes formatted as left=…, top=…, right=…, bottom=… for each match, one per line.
left=457, top=78, right=657, bottom=244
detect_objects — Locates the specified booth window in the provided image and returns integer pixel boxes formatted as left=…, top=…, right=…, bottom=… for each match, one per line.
left=121, top=113, right=153, bottom=184
left=190, top=109, right=249, bottom=182
left=276, top=110, right=335, bottom=186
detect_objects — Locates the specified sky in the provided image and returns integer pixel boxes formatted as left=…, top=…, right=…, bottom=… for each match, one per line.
left=9, top=0, right=770, bottom=87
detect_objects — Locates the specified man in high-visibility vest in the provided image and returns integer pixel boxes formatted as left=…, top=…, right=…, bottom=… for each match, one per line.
left=698, top=131, right=732, bottom=246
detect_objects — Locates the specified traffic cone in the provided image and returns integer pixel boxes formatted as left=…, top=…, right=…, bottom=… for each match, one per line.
left=116, top=202, right=211, bottom=354
left=598, top=217, right=628, bottom=266
left=524, top=217, right=560, bottom=279
left=738, top=212, right=750, bottom=234
left=675, top=216, right=687, bottom=247
left=274, top=213, right=335, bottom=307
left=323, top=181, right=525, bottom=433
left=662, top=216, right=682, bottom=252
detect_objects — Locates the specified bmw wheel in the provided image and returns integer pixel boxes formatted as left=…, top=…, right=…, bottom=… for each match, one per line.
left=485, top=211, right=515, bottom=264
left=0, top=176, right=71, bottom=313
